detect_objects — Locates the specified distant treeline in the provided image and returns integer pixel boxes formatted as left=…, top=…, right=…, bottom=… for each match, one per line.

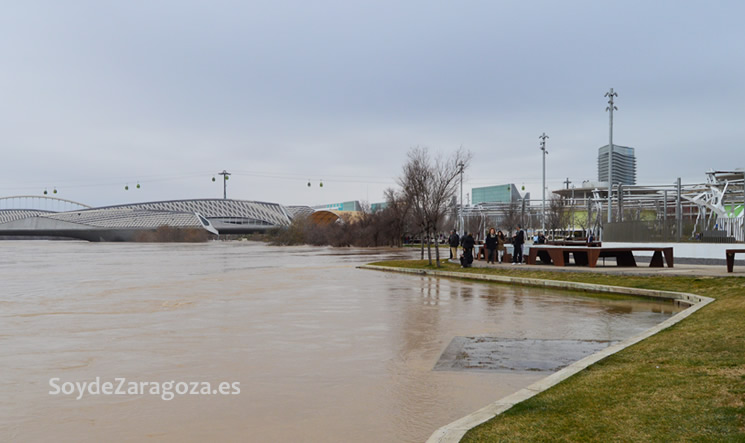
left=266, top=210, right=407, bottom=247
left=133, top=226, right=210, bottom=243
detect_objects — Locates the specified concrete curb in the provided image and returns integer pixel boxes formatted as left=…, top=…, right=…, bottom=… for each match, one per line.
left=357, top=264, right=714, bottom=443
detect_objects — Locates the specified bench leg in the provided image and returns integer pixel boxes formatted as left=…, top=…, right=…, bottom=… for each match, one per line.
left=650, top=250, right=664, bottom=267
left=663, top=249, right=674, bottom=268
left=616, top=251, right=637, bottom=267
left=548, top=249, right=565, bottom=266
left=727, top=253, right=735, bottom=273
left=587, top=250, right=600, bottom=268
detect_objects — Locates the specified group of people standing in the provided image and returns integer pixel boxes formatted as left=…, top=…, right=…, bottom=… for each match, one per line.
left=482, top=228, right=507, bottom=264
left=449, top=225, right=527, bottom=268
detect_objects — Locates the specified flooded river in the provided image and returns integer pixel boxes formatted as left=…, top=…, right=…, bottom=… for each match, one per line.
left=0, top=241, right=682, bottom=442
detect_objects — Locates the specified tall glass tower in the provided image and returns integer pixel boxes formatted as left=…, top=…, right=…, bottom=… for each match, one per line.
left=598, top=145, right=636, bottom=185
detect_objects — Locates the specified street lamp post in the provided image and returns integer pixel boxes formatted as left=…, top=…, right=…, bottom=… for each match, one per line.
left=605, top=88, right=618, bottom=223
left=539, top=132, right=549, bottom=233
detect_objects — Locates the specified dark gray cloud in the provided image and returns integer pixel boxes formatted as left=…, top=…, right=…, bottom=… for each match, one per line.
left=1, top=0, right=743, bottom=207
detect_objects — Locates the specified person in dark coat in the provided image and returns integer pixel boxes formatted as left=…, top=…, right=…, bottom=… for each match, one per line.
left=448, top=230, right=460, bottom=259
left=512, top=225, right=525, bottom=264
left=460, top=232, right=475, bottom=267
left=484, top=227, right=498, bottom=264
left=536, top=232, right=546, bottom=244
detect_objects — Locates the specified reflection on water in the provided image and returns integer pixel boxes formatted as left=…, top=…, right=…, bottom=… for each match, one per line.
left=0, top=241, right=682, bottom=442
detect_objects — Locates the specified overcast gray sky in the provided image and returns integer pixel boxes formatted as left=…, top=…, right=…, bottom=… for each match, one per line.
left=1, top=0, right=743, bottom=208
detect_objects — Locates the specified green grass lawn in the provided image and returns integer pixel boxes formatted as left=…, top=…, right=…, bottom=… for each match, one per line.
left=369, top=260, right=745, bottom=441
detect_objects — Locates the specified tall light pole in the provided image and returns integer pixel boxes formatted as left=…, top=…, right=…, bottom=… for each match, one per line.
left=539, top=132, right=549, bottom=233
left=605, top=88, right=618, bottom=223
left=458, top=161, right=464, bottom=235
left=218, top=170, right=231, bottom=199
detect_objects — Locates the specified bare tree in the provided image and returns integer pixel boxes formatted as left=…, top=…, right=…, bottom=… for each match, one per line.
left=383, top=188, right=411, bottom=247
left=358, top=200, right=372, bottom=214
left=398, top=146, right=471, bottom=267
left=464, top=213, right=483, bottom=240
left=503, top=200, right=521, bottom=235
left=547, top=194, right=569, bottom=238
left=574, top=212, right=588, bottom=239
left=399, top=147, right=431, bottom=259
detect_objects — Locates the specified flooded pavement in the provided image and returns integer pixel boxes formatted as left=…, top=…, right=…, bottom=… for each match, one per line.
left=0, top=241, right=683, bottom=442
left=434, top=337, right=619, bottom=372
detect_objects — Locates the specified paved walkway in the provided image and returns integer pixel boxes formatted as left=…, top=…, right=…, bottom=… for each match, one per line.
left=453, top=258, right=745, bottom=277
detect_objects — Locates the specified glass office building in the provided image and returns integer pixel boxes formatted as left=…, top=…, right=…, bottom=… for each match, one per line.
left=598, top=145, right=637, bottom=186
left=312, top=201, right=362, bottom=212
left=472, top=184, right=523, bottom=205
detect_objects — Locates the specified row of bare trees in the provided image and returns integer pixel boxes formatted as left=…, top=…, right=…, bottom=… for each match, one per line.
left=268, top=210, right=407, bottom=248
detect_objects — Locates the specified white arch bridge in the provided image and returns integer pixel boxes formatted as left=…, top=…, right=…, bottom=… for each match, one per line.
left=0, top=195, right=92, bottom=212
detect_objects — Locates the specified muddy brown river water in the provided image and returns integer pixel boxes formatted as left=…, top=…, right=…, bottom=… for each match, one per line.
left=0, top=241, right=682, bottom=442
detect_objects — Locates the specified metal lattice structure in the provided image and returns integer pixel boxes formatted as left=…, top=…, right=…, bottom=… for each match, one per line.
left=456, top=169, right=744, bottom=243
left=107, top=199, right=292, bottom=228
left=547, top=170, right=745, bottom=242
left=683, top=170, right=745, bottom=241
left=46, top=208, right=206, bottom=229
left=285, top=206, right=315, bottom=219
left=0, top=209, right=54, bottom=224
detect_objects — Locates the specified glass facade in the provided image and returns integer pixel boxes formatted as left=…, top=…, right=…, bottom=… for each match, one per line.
left=598, top=145, right=637, bottom=185
left=312, top=201, right=362, bottom=212
left=472, top=184, right=519, bottom=205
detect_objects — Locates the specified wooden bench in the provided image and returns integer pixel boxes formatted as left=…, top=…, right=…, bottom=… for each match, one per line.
left=726, top=249, right=745, bottom=273
left=547, top=240, right=602, bottom=247
left=527, top=245, right=674, bottom=268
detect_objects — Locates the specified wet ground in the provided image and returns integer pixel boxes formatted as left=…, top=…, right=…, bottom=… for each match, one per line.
left=0, top=241, right=683, bottom=442
left=434, top=337, right=619, bottom=372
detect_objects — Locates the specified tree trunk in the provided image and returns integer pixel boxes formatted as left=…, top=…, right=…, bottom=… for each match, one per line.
left=435, top=232, right=441, bottom=267
left=426, top=229, right=433, bottom=265
left=420, top=231, right=424, bottom=260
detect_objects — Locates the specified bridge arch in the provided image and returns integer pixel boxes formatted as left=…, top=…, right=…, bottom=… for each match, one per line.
left=0, top=195, right=92, bottom=212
